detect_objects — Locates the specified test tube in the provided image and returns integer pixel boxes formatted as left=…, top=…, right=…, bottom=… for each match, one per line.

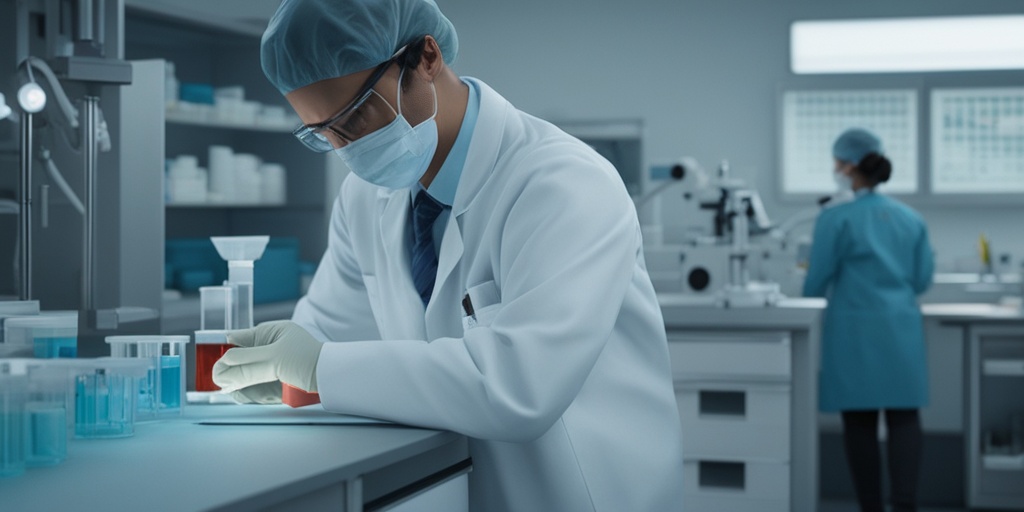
left=106, top=336, right=191, bottom=418
left=200, top=286, right=233, bottom=331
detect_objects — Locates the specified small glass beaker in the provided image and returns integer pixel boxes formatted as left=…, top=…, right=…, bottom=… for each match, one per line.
left=106, top=336, right=191, bottom=417
left=194, top=331, right=232, bottom=392
left=68, top=358, right=148, bottom=439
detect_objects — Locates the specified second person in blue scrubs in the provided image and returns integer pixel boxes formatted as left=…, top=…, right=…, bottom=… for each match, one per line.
left=804, top=128, right=935, bottom=512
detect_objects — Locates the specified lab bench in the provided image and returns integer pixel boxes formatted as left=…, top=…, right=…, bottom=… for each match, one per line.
left=658, top=294, right=824, bottom=512
left=921, top=303, right=1024, bottom=510
left=0, top=405, right=471, bottom=512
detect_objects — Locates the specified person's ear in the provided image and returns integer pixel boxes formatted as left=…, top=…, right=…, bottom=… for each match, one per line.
left=415, top=35, right=444, bottom=81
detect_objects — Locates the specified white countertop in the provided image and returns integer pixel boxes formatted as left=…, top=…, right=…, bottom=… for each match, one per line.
left=922, top=302, right=1024, bottom=322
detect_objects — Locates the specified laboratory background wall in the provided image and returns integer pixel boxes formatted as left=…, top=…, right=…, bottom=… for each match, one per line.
left=439, top=0, right=1024, bottom=272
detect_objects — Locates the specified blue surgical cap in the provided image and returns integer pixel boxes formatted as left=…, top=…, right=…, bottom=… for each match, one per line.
left=832, top=128, right=883, bottom=164
left=261, top=0, right=459, bottom=95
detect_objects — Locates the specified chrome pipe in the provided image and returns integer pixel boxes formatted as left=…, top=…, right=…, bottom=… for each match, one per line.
left=18, top=112, right=33, bottom=300
left=82, top=96, right=99, bottom=311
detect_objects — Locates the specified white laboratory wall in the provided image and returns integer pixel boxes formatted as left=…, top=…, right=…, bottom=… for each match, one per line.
left=439, top=0, right=1024, bottom=271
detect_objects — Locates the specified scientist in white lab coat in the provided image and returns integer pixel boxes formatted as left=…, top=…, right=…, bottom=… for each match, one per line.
left=211, top=1, right=685, bottom=510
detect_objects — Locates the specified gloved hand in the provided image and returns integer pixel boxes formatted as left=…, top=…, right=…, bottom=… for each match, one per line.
left=212, top=321, right=324, bottom=403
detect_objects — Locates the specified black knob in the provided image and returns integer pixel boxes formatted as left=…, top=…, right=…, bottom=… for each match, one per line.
left=688, top=268, right=711, bottom=292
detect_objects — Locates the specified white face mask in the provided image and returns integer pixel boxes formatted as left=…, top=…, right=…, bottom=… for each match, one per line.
left=833, top=170, right=853, bottom=192
left=333, top=68, right=438, bottom=189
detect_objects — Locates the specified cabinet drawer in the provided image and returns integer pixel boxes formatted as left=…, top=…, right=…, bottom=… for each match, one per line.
left=677, top=383, right=791, bottom=461
left=683, top=460, right=790, bottom=511
left=668, top=331, right=791, bottom=380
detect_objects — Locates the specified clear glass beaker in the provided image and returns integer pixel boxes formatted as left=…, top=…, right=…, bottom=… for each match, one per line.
left=0, top=360, right=28, bottom=478
left=106, top=336, right=191, bottom=417
left=68, top=358, right=148, bottom=439
left=194, top=331, right=232, bottom=392
left=24, top=361, right=70, bottom=467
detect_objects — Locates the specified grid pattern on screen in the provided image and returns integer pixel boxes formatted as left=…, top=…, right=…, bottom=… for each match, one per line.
left=782, top=89, right=918, bottom=194
left=931, top=88, right=1024, bottom=194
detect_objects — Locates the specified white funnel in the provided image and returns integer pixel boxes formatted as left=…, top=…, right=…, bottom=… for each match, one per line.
left=209, top=236, right=269, bottom=331
left=210, top=236, right=270, bottom=262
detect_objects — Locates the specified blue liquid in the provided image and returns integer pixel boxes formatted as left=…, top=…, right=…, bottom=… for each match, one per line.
left=160, top=356, right=181, bottom=410
left=138, top=367, right=156, bottom=414
left=25, top=402, right=66, bottom=466
left=0, top=411, right=25, bottom=478
left=75, top=371, right=133, bottom=439
left=33, top=337, right=77, bottom=358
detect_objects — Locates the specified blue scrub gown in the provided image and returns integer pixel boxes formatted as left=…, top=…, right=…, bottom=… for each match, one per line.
left=803, top=190, right=934, bottom=412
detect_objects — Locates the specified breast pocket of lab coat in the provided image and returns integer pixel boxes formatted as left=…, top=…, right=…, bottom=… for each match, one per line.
left=462, top=280, right=501, bottom=332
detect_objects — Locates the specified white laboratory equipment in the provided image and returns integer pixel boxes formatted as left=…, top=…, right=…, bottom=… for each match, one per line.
left=188, top=236, right=269, bottom=403
left=260, top=163, right=287, bottom=205
left=167, top=155, right=208, bottom=204
left=641, top=159, right=784, bottom=307
left=211, top=235, right=269, bottom=331
left=106, top=336, right=191, bottom=418
left=3, top=312, right=78, bottom=358
left=0, top=300, right=40, bottom=344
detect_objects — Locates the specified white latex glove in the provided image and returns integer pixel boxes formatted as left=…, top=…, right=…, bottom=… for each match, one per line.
left=212, top=321, right=323, bottom=399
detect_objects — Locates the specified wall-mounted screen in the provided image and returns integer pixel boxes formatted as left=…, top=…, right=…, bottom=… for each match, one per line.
left=781, top=89, right=918, bottom=195
left=931, top=87, right=1024, bottom=194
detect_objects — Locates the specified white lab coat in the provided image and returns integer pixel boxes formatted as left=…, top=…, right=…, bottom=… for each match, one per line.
left=293, top=78, right=684, bottom=512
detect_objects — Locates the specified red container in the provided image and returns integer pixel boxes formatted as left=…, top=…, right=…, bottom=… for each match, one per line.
left=282, top=383, right=321, bottom=408
left=195, top=343, right=232, bottom=391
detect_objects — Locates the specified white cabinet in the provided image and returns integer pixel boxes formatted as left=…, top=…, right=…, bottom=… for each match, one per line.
left=670, top=331, right=794, bottom=512
left=683, top=460, right=790, bottom=512
left=966, top=324, right=1024, bottom=510
left=677, top=382, right=791, bottom=461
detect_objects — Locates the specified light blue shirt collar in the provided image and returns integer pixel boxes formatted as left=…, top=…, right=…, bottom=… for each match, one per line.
left=412, top=78, right=479, bottom=207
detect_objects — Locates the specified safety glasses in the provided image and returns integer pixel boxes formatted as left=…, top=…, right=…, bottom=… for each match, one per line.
left=292, top=45, right=409, bottom=152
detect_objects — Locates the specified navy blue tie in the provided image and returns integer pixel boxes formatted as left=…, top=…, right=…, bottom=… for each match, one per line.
left=411, top=190, right=445, bottom=306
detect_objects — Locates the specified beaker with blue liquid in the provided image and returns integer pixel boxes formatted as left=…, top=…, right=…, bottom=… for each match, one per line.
left=68, top=358, right=148, bottom=439
left=106, top=336, right=190, bottom=418
left=23, top=360, right=71, bottom=467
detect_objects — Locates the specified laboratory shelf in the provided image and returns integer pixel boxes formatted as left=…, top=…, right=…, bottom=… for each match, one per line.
left=165, top=111, right=295, bottom=133
left=982, top=359, right=1024, bottom=377
left=982, top=453, right=1024, bottom=471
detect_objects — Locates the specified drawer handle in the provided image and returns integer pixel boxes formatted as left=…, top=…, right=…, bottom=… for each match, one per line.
left=699, top=390, right=746, bottom=417
left=699, top=461, right=746, bottom=490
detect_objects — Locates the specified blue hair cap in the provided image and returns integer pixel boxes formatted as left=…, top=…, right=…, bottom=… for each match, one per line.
left=261, top=0, right=459, bottom=95
left=832, top=128, right=883, bottom=164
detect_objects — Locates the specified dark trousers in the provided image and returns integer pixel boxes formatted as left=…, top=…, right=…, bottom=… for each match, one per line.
left=841, top=409, right=923, bottom=512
